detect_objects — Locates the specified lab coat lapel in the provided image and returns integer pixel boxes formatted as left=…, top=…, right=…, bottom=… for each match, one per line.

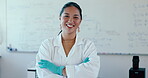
left=54, top=34, right=67, bottom=57
left=67, top=34, right=83, bottom=57
left=54, top=34, right=83, bottom=58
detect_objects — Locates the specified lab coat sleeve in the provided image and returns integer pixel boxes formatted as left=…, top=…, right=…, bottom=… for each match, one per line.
left=35, top=39, right=63, bottom=78
left=66, top=41, right=100, bottom=78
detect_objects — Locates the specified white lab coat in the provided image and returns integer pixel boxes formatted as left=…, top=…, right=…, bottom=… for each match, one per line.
left=36, top=34, right=100, bottom=78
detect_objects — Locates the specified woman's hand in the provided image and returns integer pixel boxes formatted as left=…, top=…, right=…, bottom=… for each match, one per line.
left=38, top=59, right=65, bottom=76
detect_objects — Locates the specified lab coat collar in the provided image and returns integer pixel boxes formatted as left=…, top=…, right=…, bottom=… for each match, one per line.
left=53, top=33, right=84, bottom=47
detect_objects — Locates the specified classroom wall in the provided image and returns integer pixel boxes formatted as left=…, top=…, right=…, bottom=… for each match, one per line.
left=0, top=0, right=36, bottom=78
left=0, top=0, right=148, bottom=78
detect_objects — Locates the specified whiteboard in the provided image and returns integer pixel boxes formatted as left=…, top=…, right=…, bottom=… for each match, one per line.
left=6, top=0, right=148, bottom=54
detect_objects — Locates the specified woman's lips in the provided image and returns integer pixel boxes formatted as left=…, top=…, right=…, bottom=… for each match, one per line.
left=66, top=24, right=74, bottom=28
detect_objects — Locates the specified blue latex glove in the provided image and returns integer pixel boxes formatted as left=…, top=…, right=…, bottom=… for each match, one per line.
left=38, top=60, right=65, bottom=76
left=82, top=57, right=90, bottom=63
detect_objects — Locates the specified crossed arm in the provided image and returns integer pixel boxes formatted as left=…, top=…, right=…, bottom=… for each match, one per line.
left=38, top=57, right=90, bottom=76
left=36, top=39, right=100, bottom=78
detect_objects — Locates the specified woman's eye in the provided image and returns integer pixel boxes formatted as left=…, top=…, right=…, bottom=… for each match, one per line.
left=74, top=17, right=79, bottom=19
left=64, top=16, right=69, bottom=17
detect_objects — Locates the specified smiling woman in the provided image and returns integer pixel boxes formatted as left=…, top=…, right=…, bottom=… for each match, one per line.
left=59, top=6, right=81, bottom=38
left=58, top=2, right=82, bottom=35
left=36, top=2, right=100, bottom=78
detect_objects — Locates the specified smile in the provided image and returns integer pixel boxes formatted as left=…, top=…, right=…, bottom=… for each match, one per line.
left=66, top=24, right=75, bottom=28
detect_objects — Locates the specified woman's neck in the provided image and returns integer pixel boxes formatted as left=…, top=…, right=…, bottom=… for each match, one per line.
left=61, top=33, right=76, bottom=41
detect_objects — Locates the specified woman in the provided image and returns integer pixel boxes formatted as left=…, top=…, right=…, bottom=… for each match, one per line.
left=36, top=2, right=100, bottom=78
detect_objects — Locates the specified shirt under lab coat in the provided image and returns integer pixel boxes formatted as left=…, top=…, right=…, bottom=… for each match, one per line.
left=36, top=34, right=100, bottom=78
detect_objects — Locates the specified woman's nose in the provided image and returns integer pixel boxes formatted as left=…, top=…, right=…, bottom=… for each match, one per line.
left=68, top=18, right=74, bottom=23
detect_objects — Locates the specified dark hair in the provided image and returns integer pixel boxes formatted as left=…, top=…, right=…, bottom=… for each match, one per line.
left=58, top=2, right=82, bottom=35
left=59, top=2, right=82, bottom=19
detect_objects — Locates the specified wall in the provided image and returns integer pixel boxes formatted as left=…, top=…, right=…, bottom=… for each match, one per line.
left=99, top=55, right=148, bottom=78
left=0, top=0, right=148, bottom=78
left=6, top=0, right=148, bottom=54
left=0, top=0, right=36, bottom=78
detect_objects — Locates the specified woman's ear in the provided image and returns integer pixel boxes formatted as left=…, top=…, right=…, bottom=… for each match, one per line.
left=78, top=26, right=80, bottom=32
left=59, top=17, right=61, bottom=20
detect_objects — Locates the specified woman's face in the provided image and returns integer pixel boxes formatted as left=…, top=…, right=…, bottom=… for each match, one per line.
left=59, top=6, right=81, bottom=35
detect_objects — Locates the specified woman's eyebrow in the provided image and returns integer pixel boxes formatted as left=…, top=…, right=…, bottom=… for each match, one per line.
left=74, top=14, right=80, bottom=16
left=64, top=13, right=69, bottom=15
left=63, top=13, right=80, bottom=16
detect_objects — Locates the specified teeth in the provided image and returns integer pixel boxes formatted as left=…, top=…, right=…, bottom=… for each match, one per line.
left=67, top=24, right=73, bottom=27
